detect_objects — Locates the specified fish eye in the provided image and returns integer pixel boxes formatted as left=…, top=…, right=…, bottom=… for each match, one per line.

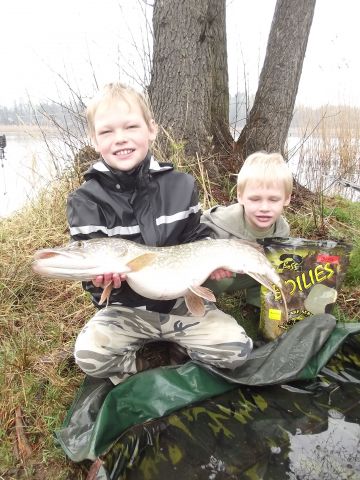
left=69, top=240, right=83, bottom=249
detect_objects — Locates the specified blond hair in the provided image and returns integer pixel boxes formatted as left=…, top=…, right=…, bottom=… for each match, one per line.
left=86, top=83, right=154, bottom=139
left=237, top=151, right=293, bottom=197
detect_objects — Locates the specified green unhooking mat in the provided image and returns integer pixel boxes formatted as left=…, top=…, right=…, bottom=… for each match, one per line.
left=56, top=315, right=360, bottom=479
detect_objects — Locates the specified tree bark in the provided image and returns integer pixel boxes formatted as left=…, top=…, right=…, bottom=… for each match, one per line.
left=236, top=0, right=316, bottom=162
left=149, top=0, right=232, bottom=159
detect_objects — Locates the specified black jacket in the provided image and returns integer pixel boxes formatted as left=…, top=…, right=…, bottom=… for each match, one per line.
left=67, top=153, right=210, bottom=312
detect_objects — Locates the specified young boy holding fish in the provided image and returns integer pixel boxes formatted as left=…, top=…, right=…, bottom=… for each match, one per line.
left=67, top=83, right=253, bottom=384
left=201, top=151, right=293, bottom=312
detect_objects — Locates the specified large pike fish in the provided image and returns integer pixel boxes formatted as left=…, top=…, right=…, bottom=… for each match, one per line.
left=32, top=238, right=287, bottom=317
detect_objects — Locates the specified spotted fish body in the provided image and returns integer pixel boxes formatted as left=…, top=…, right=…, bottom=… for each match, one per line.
left=33, top=237, right=287, bottom=316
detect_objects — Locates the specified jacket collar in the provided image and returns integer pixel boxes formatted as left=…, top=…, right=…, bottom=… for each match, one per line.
left=83, top=153, right=173, bottom=189
left=87, top=154, right=172, bottom=176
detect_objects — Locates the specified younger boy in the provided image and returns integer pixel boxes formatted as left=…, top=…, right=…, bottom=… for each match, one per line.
left=67, top=83, right=253, bottom=384
left=201, top=151, right=293, bottom=308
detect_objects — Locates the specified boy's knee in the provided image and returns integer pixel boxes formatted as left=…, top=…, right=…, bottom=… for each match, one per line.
left=75, top=320, right=122, bottom=352
left=73, top=323, right=123, bottom=377
left=216, top=320, right=251, bottom=345
left=189, top=332, right=253, bottom=370
left=216, top=335, right=253, bottom=369
left=230, top=335, right=253, bottom=368
left=74, top=348, right=114, bottom=377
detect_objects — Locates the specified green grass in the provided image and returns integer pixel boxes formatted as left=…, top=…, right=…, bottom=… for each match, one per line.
left=323, top=197, right=360, bottom=228
left=346, top=240, right=360, bottom=286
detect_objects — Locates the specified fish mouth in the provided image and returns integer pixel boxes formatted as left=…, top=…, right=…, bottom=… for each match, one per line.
left=34, top=251, right=60, bottom=260
left=33, top=250, right=86, bottom=261
left=32, top=251, right=96, bottom=276
left=32, top=261, right=99, bottom=279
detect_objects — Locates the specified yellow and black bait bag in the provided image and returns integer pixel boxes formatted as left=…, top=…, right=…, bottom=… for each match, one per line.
left=260, top=237, right=352, bottom=340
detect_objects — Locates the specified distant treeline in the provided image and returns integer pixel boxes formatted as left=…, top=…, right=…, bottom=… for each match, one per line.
left=1, top=94, right=253, bottom=130
left=1, top=96, right=358, bottom=134
left=229, top=94, right=360, bottom=134
left=0, top=101, right=85, bottom=130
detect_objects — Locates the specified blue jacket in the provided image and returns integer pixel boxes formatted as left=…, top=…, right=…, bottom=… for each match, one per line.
left=67, top=153, right=210, bottom=312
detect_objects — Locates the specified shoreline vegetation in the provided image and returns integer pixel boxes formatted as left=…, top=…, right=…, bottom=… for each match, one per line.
left=0, top=124, right=58, bottom=135
left=2, top=96, right=360, bottom=135
left=1, top=120, right=360, bottom=478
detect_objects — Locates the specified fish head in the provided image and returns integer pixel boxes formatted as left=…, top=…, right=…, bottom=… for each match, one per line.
left=32, top=238, right=132, bottom=280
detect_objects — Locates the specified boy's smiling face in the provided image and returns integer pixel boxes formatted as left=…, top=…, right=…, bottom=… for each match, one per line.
left=92, top=98, right=157, bottom=171
left=238, top=181, right=291, bottom=231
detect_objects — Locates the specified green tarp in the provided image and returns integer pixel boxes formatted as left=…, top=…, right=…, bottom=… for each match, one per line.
left=56, top=314, right=360, bottom=479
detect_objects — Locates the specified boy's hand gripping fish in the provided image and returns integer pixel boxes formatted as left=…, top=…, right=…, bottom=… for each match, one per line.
left=32, top=238, right=287, bottom=318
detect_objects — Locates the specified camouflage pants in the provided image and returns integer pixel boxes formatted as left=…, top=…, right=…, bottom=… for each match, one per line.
left=74, top=300, right=253, bottom=384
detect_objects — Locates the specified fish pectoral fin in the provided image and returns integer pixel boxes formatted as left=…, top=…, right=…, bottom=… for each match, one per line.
left=189, top=285, right=216, bottom=302
left=184, top=286, right=216, bottom=316
left=126, top=253, right=157, bottom=272
left=99, top=281, right=113, bottom=306
left=184, top=291, right=206, bottom=317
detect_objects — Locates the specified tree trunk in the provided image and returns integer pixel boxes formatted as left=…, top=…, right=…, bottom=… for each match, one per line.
left=235, top=0, right=316, bottom=162
left=149, top=0, right=232, bottom=160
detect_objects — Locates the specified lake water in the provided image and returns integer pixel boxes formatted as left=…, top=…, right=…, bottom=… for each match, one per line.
left=287, top=134, right=360, bottom=203
left=0, top=131, right=359, bottom=219
left=0, top=131, right=71, bottom=218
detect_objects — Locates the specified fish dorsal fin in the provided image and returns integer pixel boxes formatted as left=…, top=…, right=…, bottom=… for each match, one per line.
left=189, top=285, right=216, bottom=302
left=99, top=281, right=113, bottom=306
left=184, top=291, right=206, bottom=317
left=126, top=253, right=157, bottom=272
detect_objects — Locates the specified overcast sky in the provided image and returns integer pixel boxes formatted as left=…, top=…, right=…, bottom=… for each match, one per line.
left=1, top=0, right=360, bottom=108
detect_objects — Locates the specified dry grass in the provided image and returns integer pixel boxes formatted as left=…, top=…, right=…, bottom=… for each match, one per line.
left=290, top=106, right=360, bottom=204
left=0, top=175, right=93, bottom=479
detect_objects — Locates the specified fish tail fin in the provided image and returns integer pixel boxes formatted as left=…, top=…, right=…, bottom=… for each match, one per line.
left=247, top=272, right=276, bottom=293
left=279, top=287, right=288, bottom=323
left=248, top=272, right=289, bottom=323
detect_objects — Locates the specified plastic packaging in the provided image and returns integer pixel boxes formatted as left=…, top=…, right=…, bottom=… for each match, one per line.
left=260, top=237, right=352, bottom=340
